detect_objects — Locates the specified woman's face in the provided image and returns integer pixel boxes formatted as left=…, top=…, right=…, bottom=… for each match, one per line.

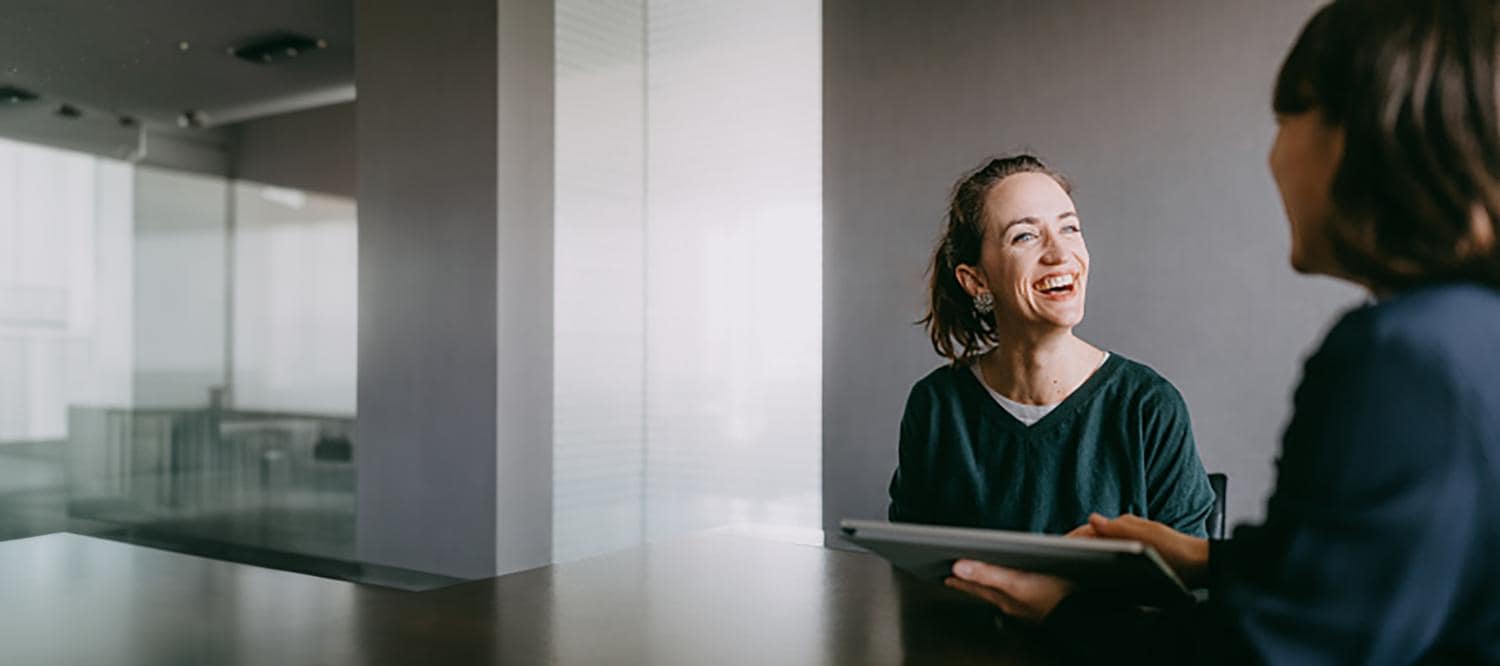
left=961, top=172, right=1090, bottom=333
left=1268, top=109, right=1345, bottom=276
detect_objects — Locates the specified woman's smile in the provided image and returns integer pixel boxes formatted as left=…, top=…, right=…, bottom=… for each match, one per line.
left=1031, top=271, right=1081, bottom=300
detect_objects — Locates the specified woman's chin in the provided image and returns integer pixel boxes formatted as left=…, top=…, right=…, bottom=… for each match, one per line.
left=1033, top=301, right=1085, bottom=329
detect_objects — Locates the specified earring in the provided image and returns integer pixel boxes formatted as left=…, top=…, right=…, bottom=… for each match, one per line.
left=973, top=291, right=995, bottom=315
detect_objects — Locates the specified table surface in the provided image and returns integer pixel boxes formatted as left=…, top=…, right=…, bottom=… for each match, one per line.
left=0, top=532, right=1058, bottom=665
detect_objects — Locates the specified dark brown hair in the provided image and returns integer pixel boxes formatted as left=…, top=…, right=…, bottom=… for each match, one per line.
left=1275, top=0, right=1500, bottom=291
left=920, top=154, right=1071, bottom=363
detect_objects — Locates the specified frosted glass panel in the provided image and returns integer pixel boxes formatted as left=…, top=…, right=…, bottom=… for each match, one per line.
left=0, top=139, right=132, bottom=542
left=553, top=0, right=648, bottom=564
left=0, top=139, right=133, bottom=442
left=643, top=0, right=822, bottom=540
left=231, top=183, right=357, bottom=416
left=0, top=135, right=359, bottom=564
left=554, top=0, right=821, bottom=563
left=132, top=166, right=229, bottom=408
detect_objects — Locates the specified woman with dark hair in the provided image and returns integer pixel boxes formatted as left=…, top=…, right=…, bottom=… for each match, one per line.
left=888, top=154, right=1216, bottom=537
left=947, top=1, right=1500, bottom=663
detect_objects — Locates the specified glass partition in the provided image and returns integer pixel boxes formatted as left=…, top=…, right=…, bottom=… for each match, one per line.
left=0, top=0, right=374, bottom=579
left=553, top=0, right=823, bottom=563
left=0, top=138, right=132, bottom=541
left=0, top=140, right=362, bottom=563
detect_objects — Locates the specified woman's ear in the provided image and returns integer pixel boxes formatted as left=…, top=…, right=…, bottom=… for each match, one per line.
left=954, top=263, right=988, bottom=298
left=1324, top=114, right=1345, bottom=163
left=1460, top=204, right=1497, bottom=256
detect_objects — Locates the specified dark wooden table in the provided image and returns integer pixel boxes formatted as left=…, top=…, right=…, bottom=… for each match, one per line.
left=0, top=532, right=1058, bottom=665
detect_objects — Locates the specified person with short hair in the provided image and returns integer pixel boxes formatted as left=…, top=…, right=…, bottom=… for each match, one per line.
left=946, top=2, right=1500, bottom=663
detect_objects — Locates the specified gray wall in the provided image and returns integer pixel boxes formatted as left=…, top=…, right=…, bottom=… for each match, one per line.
left=823, top=0, right=1362, bottom=534
left=493, top=0, right=555, bottom=577
left=355, top=0, right=553, bottom=578
left=231, top=102, right=356, bottom=198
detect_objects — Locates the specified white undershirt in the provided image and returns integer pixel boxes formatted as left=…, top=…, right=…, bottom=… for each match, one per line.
left=969, top=353, right=1111, bottom=426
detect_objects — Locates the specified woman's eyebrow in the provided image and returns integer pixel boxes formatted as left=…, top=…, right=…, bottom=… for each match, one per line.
left=1003, top=211, right=1077, bottom=230
left=1002, top=217, right=1040, bottom=231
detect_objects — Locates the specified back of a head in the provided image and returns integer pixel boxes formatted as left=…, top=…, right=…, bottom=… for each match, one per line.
left=1276, top=0, right=1500, bottom=291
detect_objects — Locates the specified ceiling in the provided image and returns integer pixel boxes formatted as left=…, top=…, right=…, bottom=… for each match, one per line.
left=0, top=0, right=353, bottom=129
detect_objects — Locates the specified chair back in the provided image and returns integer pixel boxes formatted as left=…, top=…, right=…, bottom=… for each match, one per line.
left=1206, top=473, right=1228, bottom=539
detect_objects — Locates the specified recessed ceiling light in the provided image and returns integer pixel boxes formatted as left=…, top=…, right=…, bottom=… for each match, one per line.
left=0, top=85, right=39, bottom=104
left=177, top=109, right=207, bottom=128
left=230, top=32, right=328, bottom=65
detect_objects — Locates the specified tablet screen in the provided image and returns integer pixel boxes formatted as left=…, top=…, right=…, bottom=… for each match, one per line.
left=840, top=519, right=1193, bottom=607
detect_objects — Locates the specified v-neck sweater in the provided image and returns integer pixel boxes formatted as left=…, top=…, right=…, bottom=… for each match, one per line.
left=888, top=353, right=1215, bottom=536
left=969, top=352, right=1111, bottom=425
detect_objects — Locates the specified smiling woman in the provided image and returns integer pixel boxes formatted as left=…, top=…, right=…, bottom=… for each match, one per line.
left=888, top=153, right=1217, bottom=537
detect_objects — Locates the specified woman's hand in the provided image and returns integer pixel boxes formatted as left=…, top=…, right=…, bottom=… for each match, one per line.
left=943, top=516, right=1211, bottom=620
left=1081, top=513, right=1210, bottom=586
left=942, top=523, right=1107, bottom=620
left=945, top=560, right=1072, bottom=623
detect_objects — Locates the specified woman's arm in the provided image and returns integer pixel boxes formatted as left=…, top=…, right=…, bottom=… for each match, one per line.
left=1140, top=382, right=1216, bottom=538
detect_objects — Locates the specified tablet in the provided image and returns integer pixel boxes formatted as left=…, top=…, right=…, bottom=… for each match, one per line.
left=839, top=519, right=1193, bottom=607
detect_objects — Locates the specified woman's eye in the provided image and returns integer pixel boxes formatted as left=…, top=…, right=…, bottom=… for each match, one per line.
left=1062, top=224, right=1081, bottom=234
left=1011, top=232, right=1037, bottom=244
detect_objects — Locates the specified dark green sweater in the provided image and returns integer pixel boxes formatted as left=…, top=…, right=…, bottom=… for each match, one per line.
left=888, top=353, right=1215, bottom=537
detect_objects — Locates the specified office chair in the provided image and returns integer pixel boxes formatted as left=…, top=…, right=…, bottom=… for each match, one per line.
left=1206, top=473, right=1228, bottom=540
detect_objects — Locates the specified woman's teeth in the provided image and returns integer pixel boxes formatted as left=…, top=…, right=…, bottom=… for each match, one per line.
left=1035, top=274, right=1076, bottom=292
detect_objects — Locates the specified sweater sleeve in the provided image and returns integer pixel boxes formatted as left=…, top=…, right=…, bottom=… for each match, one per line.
left=888, top=382, right=936, bottom=523
left=1141, top=382, right=1215, bottom=538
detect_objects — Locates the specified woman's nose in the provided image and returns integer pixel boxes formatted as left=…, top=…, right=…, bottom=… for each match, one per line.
left=1039, top=235, right=1065, bottom=264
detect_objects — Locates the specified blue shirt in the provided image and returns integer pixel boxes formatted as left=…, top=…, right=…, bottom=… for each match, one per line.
left=1045, top=283, right=1500, bottom=664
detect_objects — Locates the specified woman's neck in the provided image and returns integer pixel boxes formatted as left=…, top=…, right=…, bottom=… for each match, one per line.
left=975, top=330, right=1103, bottom=405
